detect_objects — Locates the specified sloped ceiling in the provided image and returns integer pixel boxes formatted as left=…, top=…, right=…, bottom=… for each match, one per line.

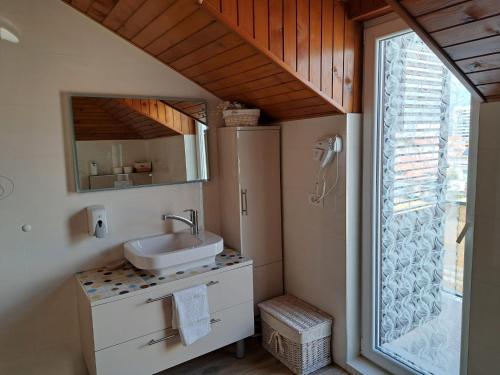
left=366, top=0, right=500, bottom=102
left=72, top=97, right=195, bottom=140
left=163, top=100, right=207, bottom=123
left=62, top=0, right=363, bottom=121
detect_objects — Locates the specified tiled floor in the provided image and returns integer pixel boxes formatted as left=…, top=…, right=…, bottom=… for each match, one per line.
left=159, top=337, right=349, bottom=375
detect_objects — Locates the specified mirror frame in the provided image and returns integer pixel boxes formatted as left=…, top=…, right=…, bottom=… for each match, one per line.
left=67, top=93, right=210, bottom=193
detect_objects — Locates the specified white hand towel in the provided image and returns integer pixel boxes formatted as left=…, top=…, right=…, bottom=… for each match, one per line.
left=172, top=284, right=211, bottom=346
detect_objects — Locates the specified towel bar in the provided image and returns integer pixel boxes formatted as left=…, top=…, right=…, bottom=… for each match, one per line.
left=145, top=280, right=219, bottom=303
left=147, top=319, right=221, bottom=345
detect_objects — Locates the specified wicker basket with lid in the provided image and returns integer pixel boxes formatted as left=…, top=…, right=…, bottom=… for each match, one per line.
left=258, top=294, right=333, bottom=375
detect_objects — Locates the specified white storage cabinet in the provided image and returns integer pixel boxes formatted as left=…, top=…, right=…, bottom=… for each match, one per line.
left=218, top=126, right=283, bottom=307
left=76, top=257, right=254, bottom=375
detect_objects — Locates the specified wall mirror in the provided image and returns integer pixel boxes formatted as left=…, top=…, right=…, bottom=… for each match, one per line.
left=70, top=95, right=209, bottom=192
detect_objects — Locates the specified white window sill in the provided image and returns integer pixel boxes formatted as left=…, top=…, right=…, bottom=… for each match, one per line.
left=347, top=356, right=391, bottom=375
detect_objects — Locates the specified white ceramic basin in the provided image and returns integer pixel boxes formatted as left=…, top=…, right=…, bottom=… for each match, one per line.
left=124, top=230, right=224, bottom=275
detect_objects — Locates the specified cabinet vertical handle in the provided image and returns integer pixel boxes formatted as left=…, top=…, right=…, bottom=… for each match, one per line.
left=241, top=189, right=248, bottom=216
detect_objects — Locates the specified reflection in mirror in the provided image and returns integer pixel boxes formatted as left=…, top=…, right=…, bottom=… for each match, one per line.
left=70, top=96, right=209, bottom=192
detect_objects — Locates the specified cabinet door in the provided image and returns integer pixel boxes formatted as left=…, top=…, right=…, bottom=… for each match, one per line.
left=238, top=129, right=282, bottom=267
left=218, top=129, right=242, bottom=250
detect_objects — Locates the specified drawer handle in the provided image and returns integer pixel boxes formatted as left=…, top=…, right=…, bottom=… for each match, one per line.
left=145, top=281, right=219, bottom=303
left=148, top=333, right=178, bottom=346
left=147, top=318, right=222, bottom=345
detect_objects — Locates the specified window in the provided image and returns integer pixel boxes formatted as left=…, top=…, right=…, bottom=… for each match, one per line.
left=362, top=18, right=475, bottom=375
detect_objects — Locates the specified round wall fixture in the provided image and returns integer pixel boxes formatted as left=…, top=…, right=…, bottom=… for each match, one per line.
left=0, top=17, right=20, bottom=44
left=0, top=175, right=14, bottom=200
left=0, top=27, right=18, bottom=43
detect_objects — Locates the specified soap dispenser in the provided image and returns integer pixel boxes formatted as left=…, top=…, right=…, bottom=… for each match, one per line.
left=86, top=205, right=109, bottom=238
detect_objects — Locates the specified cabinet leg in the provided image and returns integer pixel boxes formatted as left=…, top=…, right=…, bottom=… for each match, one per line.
left=235, top=339, right=245, bottom=359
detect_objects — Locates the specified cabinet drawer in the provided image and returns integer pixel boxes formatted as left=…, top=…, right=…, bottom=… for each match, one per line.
left=92, top=265, right=253, bottom=350
left=94, top=301, right=254, bottom=375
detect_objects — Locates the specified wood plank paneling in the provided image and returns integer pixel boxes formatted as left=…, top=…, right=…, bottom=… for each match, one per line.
left=145, top=10, right=214, bottom=55
left=332, top=1, right=345, bottom=106
left=457, top=53, right=500, bottom=73
left=157, top=22, right=228, bottom=64
left=445, top=35, right=500, bottom=60
left=182, top=44, right=256, bottom=77
left=350, top=18, right=363, bottom=113
left=241, top=81, right=304, bottom=100
left=117, top=98, right=195, bottom=135
left=401, top=0, right=464, bottom=17
left=254, top=0, right=269, bottom=49
left=222, top=0, right=238, bottom=24
left=169, top=33, right=243, bottom=71
left=477, top=83, right=500, bottom=97
left=205, top=0, right=221, bottom=11
left=238, top=0, right=254, bottom=36
left=432, top=15, right=500, bottom=47
left=394, top=0, right=500, bottom=102
left=283, top=0, right=297, bottom=70
left=204, top=64, right=282, bottom=91
left=116, top=0, right=175, bottom=39
left=65, top=0, right=360, bottom=119
left=263, top=97, right=327, bottom=112
left=321, top=0, right=333, bottom=97
left=417, top=0, right=500, bottom=33
left=468, top=69, right=500, bottom=85
left=296, top=0, right=310, bottom=79
left=201, top=0, right=360, bottom=111
left=102, top=0, right=147, bottom=30
left=348, top=0, right=391, bottom=21
left=214, top=72, right=294, bottom=97
left=254, top=89, right=314, bottom=106
left=192, top=54, right=269, bottom=85
left=71, top=0, right=92, bottom=12
left=269, top=104, right=337, bottom=119
left=87, top=1, right=121, bottom=22
left=269, top=0, right=284, bottom=60
left=343, top=15, right=356, bottom=113
left=309, top=0, right=322, bottom=88
left=71, top=96, right=189, bottom=140
left=131, top=1, right=198, bottom=47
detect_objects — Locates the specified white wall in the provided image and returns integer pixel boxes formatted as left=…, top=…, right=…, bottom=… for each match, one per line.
left=148, top=135, right=187, bottom=183
left=467, top=101, right=500, bottom=374
left=281, top=115, right=361, bottom=367
left=0, top=1, right=221, bottom=374
left=184, top=135, right=199, bottom=180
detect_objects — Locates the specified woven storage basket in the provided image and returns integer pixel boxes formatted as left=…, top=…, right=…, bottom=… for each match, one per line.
left=222, top=109, right=260, bottom=127
left=258, top=295, right=333, bottom=375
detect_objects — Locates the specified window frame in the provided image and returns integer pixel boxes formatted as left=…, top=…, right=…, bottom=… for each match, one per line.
left=361, top=16, right=478, bottom=375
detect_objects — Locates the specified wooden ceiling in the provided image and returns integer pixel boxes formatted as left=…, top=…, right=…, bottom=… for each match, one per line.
left=62, top=0, right=363, bottom=121
left=163, top=100, right=207, bottom=123
left=72, top=97, right=195, bottom=141
left=367, top=0, right=500, bottom=102
left=348, top=0, right=392, bottom=21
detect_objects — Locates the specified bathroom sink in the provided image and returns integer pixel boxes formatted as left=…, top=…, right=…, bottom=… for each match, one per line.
left=124, top=230, right=224, bottom=275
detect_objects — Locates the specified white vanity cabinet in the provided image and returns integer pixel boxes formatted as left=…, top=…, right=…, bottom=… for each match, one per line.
left=218, top=126, right=283, bottom=307
left=76, top=251, right=254, bottom=375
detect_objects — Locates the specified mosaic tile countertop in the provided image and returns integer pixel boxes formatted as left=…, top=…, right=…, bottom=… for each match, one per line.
left=76, top=249, right=251, bottom=304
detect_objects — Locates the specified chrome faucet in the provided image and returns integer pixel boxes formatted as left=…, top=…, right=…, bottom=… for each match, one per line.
left=161, top=209, right=199, bottom=235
